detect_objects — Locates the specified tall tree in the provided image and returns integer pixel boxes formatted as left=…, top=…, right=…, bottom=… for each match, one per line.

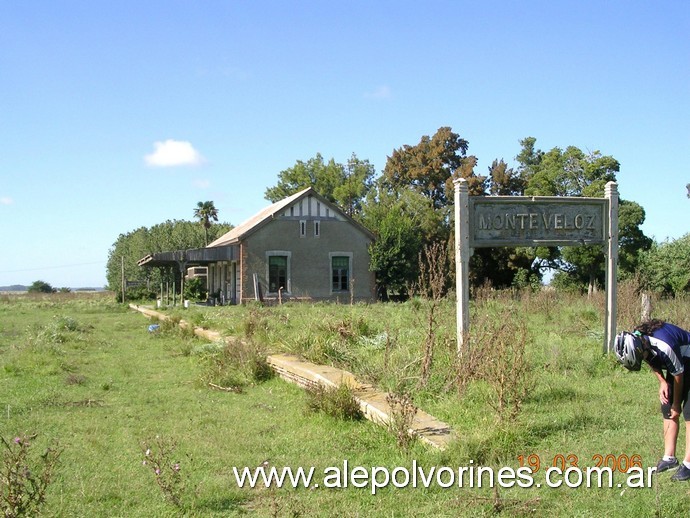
left=515, top=136, right=543, bottom=184
left=514, top=137, right=650, bottom=292
left=474, top=159, right=542, bottom=289
left=488, top=159, right=525, bottom=196
left=333, top=154, right=376, bottom=217
left=28, top=280, right=54, bottom=293
left=264, top=153, right=374, bottom=217
left=524, top=146, right=618, bottom=197
left=382, top=126, right=486, bottom=209
left=193, top=201, right=219, bottom=246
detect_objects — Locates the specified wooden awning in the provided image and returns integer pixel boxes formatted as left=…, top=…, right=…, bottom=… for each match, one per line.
left=137, top=245, right=239, bottom=268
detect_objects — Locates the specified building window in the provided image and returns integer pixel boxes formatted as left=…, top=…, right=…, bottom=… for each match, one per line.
left=331, top=256, right=350, bottom=292
left=300, top=220, right=307, bottom=237
left=314, top=220, right=320, bottom=237
left=268, top=255, right=288, bottom=293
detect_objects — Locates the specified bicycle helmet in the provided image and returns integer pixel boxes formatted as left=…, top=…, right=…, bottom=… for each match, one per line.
left=614, top=331, right=644, bottom=371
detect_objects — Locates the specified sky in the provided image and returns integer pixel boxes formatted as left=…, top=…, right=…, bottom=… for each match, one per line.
left=1, top=1, right=688, bottom=288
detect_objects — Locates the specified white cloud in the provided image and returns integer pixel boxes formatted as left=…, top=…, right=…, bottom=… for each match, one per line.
left=0, top=197, right=13, bottom=205
left=193, top=179, right=210, bottom=189
left=364, top=85, right=392, bottom=100
left=144, top=140, right=205, bottom=167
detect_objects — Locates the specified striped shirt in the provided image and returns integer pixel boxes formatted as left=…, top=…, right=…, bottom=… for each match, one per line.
left=646, top=323, right=690, bottom=376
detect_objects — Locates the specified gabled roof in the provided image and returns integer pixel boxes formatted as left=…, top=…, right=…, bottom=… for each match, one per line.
left=207, top=187, right=374, bottom=247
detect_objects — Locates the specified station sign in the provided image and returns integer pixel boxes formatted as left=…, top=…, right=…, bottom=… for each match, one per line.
left=469, top=197, right=607, bottom=248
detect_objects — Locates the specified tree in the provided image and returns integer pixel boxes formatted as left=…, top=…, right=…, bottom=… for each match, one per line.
left=193, top=201, right=219, bottom=246
left=477, top=159, right=541, bottom=289
left=513, top=137, right=650, bottom=292
left=28, top=280, right=54, bottom=293
left=362, top=190, right=423, bottom=300
left=488, top=159, right=525, bottom=196
left=524, top=146, right=618, bottom=197
left=382, top=126, right=486, bottom=209
left=333, top=154, right=376, bottom=217
left=639, top=234, right=690, bottom=295
left=264, top=153, right=374, bottom=216
left=618, top=200, right=653, bottom=277
left=105, top=220, right=232, bottom=296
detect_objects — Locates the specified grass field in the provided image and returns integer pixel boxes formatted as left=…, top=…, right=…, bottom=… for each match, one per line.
left=1, top=289, right=689, bottom=516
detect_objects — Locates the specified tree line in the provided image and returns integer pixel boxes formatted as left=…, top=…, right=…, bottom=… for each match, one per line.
left=105, top=126, right=689, bottom=298
left=264, top=128, right=658, bottom=298
left=105, top=219, right=232, bottom=299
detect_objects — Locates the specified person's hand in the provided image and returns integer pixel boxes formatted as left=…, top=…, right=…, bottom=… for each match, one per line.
left=670, top=404, right=681, bottom=420
left=659, top=382, right=670, bottom=405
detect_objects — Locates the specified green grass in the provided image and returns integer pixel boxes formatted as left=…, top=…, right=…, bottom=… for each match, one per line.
left=1, top=289, right=689, bottom=516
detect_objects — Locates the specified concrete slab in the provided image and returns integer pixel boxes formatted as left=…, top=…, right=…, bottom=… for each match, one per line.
left=130, top=305, right=456, bottom=450
left=267, top=353, right=456, bottom=450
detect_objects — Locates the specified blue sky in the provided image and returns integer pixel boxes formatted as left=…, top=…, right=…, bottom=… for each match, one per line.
left=1, top=1, right=688, bottom=288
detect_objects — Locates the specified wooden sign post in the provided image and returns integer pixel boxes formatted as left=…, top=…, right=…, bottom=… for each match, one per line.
left=453, top=179, right=619, bottom=354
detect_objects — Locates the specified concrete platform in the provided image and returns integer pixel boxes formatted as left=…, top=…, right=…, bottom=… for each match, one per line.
left=130, top=304, right=456, bottom=450
left=267, top=353, right=456, bottom=450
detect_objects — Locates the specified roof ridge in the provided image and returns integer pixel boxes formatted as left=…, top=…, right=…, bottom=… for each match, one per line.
left=207, top=187, right=314, bottom=247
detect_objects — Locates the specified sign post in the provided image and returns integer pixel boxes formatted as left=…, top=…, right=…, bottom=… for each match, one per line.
left=604, top=182, right=619, bottom=354
left=454, top=180, right=619, bottom=354
left=454, top=178, right=471, bottom=351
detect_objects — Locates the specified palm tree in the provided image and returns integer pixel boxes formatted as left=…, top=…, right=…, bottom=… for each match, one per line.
left=193, top=201, right=219, bottom=246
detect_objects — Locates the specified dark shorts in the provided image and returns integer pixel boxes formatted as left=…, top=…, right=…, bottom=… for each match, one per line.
left=661, top=360, right=690, bottom=421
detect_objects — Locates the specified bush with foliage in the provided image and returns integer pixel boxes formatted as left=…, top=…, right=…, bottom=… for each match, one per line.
left=183, top=278, right=206, bottom=302
left=28, top=280, right=54, bottom=293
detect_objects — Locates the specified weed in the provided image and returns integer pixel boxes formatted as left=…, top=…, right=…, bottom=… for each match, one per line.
left=0, top=434, right=62, bottom=518
left=197, top=338, right=273, bottom=391
left=188, top=312, right=209, bottom=329
left=141, top=436, right=191, bottom=510
left=305, top=382, right=363, bottom=421
left=454, top=333, right=487, bottom=396
left=26, top=323, right=66, bottom=349
left=53, top=315, right=84, bottom=332
left=242, top=306, right=268, bottom=339
left=65, top=373, right=87, bottom=386
left=463, top=310, right=535, bottom=423
left=386, top=392, right=418, bottom=449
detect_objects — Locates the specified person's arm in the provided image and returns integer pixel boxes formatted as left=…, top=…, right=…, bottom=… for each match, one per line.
left=670, top=373, right=683, bottom=419
left=651, top=368, right=670, bottom=404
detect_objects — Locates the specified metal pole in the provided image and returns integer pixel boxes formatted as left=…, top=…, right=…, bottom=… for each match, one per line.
left=604, top=181, right=619, bottom=354
left=454, top=178, right=470, bottom=352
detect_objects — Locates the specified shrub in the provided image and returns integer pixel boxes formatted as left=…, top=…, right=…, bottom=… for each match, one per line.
left=183, top=278, right=206, bottom=302
left=27, top=280, right=54, bottom=294
left=305, top=382, right=363, bottom=421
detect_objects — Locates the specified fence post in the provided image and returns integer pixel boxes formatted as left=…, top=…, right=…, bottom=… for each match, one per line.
left=641, top=293, right=652, bottom=322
